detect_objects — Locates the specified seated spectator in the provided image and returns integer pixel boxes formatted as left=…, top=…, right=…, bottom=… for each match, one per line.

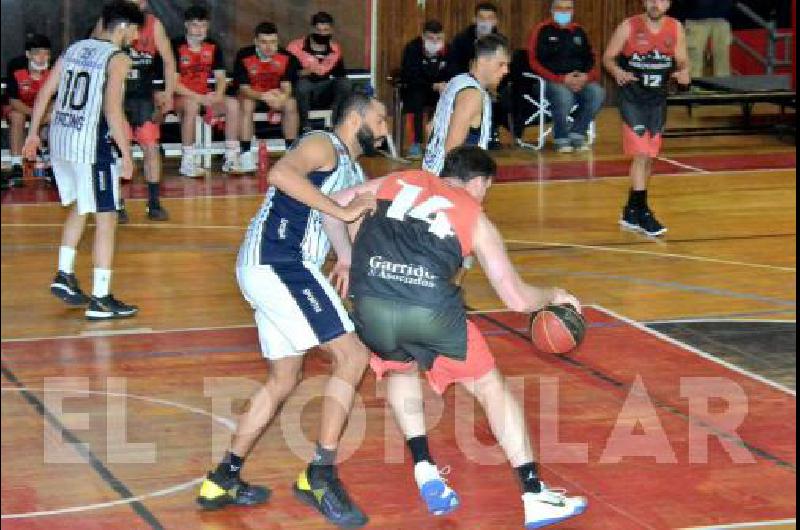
left=447, top=2, right=508, bottom=148
left=172, top=5, right=241, bottom=177
left=231, top=22, right=299, bottom=172
left=684, top=0, right=733, bottom=77
left=5, top=34, right=52, bottom=187
left=400, top=20, right=449, bottom=158
left=528, top=0, right=605, bottom=152
left=286, top=11, right=352, bottom=132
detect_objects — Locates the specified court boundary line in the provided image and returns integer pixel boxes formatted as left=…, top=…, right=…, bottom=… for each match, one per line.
left=657, top=156, right=711, bottom=174
left=680, top=518, right=797, bottom=529
left=592, top=305, right=796, bottom=397
left=645, top=318, right=796, bottom=324
left=505, top=239, right=796, bottom=273
left=0, top=363, right=165, bottom=528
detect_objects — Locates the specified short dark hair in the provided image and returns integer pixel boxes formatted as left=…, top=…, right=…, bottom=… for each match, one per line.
left=25, top=34, right=51, bottom=52
left=333, top=90, right=376, bottom=127
left=254, top=22, right=277, bottom=37
left=102, top=0, right=145, bottom=30
left=475, top=2, right=498, bottom=15
left=423, top=20, right=443, bottom=34
left=311, top=11, right=334, bottom=26
left=440, top=146, right=497, bottom=182
left=474, top=33, right=508, bottom=59
left=184, top=4, right=209, bottom=22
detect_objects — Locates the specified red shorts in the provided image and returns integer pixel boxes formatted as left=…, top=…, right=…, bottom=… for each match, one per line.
left=369, top=320, right=496, bottom=394
left=622, top=123, right=662, bottom=158
left=125, top=121, right=160, bottom=147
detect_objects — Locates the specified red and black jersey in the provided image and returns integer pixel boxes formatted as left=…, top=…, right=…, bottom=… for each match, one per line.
left=231, top=46, right=297, bottom=93
left=6, top=56, right=50, bottom=107
left=172, top=36, right=224, bottom=95
left=350, top=170, right=481, bottom=310
left=127, top=13, right=159, bottom=99
left=618, top=14, right=679, bottom=99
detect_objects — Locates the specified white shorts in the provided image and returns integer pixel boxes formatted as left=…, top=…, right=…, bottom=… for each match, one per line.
left=236, top=262, right=355, bottom=360
left=53, top=158, right=120, bottom=215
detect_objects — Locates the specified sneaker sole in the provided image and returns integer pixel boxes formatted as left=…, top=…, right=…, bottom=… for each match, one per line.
left=50, top=285, right=89, bottom=307
left=619, top=219, right=667, bottom=237
left=196, top=491, right=270, bottom=510
left=85, top=309, right=139, bottom=321
left=524, top=503, right=588, bottom=529
left=292, top=485, right=368, bottom=529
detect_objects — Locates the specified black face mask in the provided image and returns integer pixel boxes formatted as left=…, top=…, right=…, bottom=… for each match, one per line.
left=357, top=124, right=380, bottom=156
left=311, top=33, right=332, bottom=46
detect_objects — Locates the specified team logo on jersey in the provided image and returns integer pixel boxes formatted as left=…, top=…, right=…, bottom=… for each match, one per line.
left=180, top=55, right=191, bottom=64
left=80, top=47, right=97, bottom=60
left=367, top=256, right=438, bottom=288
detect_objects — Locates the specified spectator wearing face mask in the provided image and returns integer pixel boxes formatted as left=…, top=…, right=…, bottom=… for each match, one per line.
left=400, top=20, right=449, bottom=159
left=4, top=33, right=53, bottom=188
left=287, top=11, right=352, bottom=133
left=528, top=0, right=605, bottom=153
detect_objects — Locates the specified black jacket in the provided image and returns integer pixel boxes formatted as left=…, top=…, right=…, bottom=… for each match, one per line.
left=401, top=37, right=449, bottom=86
left=446, top=24, right=503, bottom=78
left=528, top=20, right=597, bottom=83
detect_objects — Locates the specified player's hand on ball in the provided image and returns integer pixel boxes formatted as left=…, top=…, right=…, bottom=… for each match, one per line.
left=341, top=192, right=377, bottom=222
left=21, top=135, right=40, bottom=160
left=551, top=288, right=582, bottom=314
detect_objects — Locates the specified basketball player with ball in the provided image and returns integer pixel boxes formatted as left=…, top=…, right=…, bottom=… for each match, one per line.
left=323, top=146, right=588, bottom=529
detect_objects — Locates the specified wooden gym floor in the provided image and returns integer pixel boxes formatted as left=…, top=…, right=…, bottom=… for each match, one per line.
left=1, top=105, right=796, bottom=529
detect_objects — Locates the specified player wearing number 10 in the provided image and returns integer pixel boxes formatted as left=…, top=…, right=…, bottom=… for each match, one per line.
left=603, top=0, right=689, bottom=237
left=22, top=1, right=144, bottom=319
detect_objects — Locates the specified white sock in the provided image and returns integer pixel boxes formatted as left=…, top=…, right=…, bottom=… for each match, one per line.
left=92, top=268, right=112, bottom=298
left=182, top=146, right=194, bottom=161
left=58, top=246, right=76, bottom=274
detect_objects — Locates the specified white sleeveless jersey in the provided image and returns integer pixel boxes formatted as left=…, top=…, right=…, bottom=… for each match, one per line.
left=238, top=132, right=366, bottom=269
left=50, top=39, right=122, bottom=164
left=422, top=73, right=493, bottom=175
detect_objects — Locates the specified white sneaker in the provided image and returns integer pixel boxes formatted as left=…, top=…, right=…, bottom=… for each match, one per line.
left=522, top=483, right=587, bottom=529
left=221, top=152, right=241, bottom=174
left=413, top=461, right=459, bottom=516
left=555, top=143, right=574, bottom=154
left=179, top=156, right=204, bottom=178
left=239, top=150, right=256, bottom=173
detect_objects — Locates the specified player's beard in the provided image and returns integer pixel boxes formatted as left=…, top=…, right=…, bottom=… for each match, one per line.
left=646, top=7, right=665, bottom=21
left=357, top=124, right=381, bottom=156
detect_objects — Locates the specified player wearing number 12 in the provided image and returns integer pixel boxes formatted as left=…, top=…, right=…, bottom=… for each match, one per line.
left=22, top=1, right=144, bottom=319
left=603, top=0, right=689, bottom=236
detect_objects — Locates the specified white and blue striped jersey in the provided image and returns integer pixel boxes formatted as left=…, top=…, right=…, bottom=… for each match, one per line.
left=238, top=132, right=366, bottom=269
left=422, top=73, right=493, bottom=176
left=50, top=39, right=123, bottom=164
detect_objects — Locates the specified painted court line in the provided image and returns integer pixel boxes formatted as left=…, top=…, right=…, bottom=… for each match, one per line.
left=505, top=239, right=797, bottom=273
left=681, top=519, right=797, bottom=529
left=657, top=156, right=711, bottom=174
left=591, top=304, right=796, bottom=397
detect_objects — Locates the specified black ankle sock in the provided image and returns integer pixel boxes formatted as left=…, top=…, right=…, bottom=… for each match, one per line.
left=215, top=451, right=244, bottom=479
left=147, top=183, right=160, bottom=207
left=515, top=462, right=542, bottom=494
left=627, top=189, right=647, bottom=209
left=308, top=443, right=337, bottom=480
left=242, top=140, right=251, bottom=152
left=407, top=436, right=434, bottom=465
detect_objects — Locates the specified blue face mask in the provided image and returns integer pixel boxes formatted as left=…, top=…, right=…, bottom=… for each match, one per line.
left=553, top=11, right=573, bottom=26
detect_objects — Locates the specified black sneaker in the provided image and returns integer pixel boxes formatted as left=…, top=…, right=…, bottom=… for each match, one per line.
left=117, top=200, right=129, bottom=225
left=50, top=272, right=91, bottom=306
left=146, top=203, right=169, bottom=221
left=619, top=206, right=667, bottom=236
left=85, top=294, right=139, bottom=320
left=293, top=468, right=368, bottom=528
left=196, top=472, right=271, bottom=510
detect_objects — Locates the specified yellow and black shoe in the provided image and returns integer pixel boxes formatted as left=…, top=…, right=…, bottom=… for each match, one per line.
left=196, top=472, right=271, bottom=510
left=292, top=468, right=368, bottom=528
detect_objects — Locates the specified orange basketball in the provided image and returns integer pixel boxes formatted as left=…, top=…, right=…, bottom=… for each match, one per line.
left=530, top=304, right=586, bottom=354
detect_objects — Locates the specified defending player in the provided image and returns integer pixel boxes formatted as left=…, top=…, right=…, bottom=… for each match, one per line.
left=23, top=1, right=143, bottom=319
left=323, top=146, right=588, bottom=528
left=196, top=92, right=388, bottom=529
left=603, top=0, right=690, bottom=236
